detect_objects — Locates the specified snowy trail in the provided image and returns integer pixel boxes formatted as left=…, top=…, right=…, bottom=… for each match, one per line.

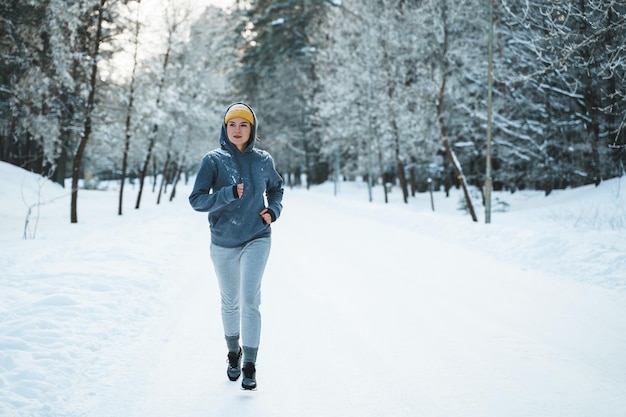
left=263, top=189, right=626, bottom=417
left=2, top=165, right=625, bottom=417
left=83, top=186, right=626, bottom=417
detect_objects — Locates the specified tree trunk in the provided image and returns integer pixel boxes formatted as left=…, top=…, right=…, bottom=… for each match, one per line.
left=152, top=158, right=158, bottom=193
left=304, top=139, right=311, bottom=189
left=156, top=151, right=171, bottom=205
left=136, top=24, right=173, bottom=209
left=70, top=0, right=106, bottom=223
left=119, top=5, right=141, bottom=215
left=577, top=0, right=602, bottom=186
left=391, top=118, right=408, bottom=203
left=377, top=142, right=388, bottom=203
left=51, top=138, right=68, bottom=187
left=436, top=0, right=477, bottom=222
left=135, top=128, right=156, bottom=209
left=169, top=159, right=184, bottom=202
left=397, top=160, right=408, bottom=203
left=409, top=164, right=417, bottom=197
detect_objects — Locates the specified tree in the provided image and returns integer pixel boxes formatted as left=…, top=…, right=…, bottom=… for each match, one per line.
left=134, top=0, right=189, bottom=209
left=433, top=0, right=479, bottom=221
left=70, top=0, right=116, bottom=223
left=4, top=0, right=625, bottom=222
left=234, top=0, right=335, bottom=187
left=118, top=1, right=143, bottom=215
left=497, top=0, right=626, bottom=192
left=0, top=0, right=137, bottom=221
left=0, top=0, right=74, bottom=184
left=158, top=5, right=241, bottom=201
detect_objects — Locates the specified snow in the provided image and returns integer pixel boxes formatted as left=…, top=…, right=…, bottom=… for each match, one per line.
left=1, top=160, right=625, bottom=417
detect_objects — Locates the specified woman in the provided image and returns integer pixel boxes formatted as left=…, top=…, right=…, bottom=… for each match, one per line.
left=189, top=102, right=284, bottom=390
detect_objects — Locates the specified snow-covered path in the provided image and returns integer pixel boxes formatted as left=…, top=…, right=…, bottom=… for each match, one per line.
left=2, top=163, right=626, bottom=417
left=92, top=186, right=626, bottom=417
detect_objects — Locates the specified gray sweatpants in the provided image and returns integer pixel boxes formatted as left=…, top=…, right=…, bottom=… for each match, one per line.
left=210, top=237, right=271, bottom=358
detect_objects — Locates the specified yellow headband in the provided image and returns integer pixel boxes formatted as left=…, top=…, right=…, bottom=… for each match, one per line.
left=224, top=104, right=254, bottom=126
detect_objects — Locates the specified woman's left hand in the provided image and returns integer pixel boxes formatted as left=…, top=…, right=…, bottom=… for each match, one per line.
left=259, top=208, right=272, bottom=224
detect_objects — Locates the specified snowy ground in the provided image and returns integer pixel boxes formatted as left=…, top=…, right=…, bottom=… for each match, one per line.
left=1, top=160, right=625, bottom=417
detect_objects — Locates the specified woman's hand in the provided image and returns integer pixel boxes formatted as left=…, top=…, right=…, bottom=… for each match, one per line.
left=259, top=208, right=272, bottom=224
left=236, top=183, right=244, bottom=198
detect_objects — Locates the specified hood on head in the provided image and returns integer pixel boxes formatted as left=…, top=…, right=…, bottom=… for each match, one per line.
left=220, top=102, right=257, bottom=153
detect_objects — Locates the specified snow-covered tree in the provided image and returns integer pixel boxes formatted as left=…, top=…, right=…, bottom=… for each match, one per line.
left=0, top=0, right=80, bottom=183
left=160, top=5, right=242, bottom=195
left=3, top=0, right=625, bottom=225
left=496, top=0, right=626, bottom=192
left=234, top=0, right=336, bottom=186
left=0, top=0, right=138, bottom=221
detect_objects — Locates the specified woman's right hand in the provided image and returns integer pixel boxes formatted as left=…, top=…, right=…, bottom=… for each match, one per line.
left=236, top=183, right=244, bottom=198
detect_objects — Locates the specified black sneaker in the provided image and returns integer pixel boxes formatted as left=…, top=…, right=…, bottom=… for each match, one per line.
left=227, top=348, right=242, bottom=381
left=241, top=362, right=256, bottom=390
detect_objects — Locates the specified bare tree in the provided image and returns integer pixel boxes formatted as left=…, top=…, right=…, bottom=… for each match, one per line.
left=70, top=0, right=108, bottom=223
left=118, top=2, right=143, bottom=215
left=434, top=1, right=478, bottom=221
left=135, top=1, right=190, bottom=209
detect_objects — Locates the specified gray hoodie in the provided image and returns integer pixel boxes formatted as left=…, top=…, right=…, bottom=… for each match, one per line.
left=189, top=103, right=284, bottom=248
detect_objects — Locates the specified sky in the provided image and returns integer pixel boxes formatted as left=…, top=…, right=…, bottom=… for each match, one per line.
left=137, top=0, right=234, bottom=43
left=1, top=162, right=625, bottom=416
left=139, top=0, right=234, bottom=25
left=105, top=0, right=235, bottom=81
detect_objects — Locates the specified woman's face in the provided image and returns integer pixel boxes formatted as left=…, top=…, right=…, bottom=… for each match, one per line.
left=226, top=117, right=252, bottom=151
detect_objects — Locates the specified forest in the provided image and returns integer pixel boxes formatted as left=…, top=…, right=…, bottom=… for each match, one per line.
left=1, top=0, right=625, bottom=222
